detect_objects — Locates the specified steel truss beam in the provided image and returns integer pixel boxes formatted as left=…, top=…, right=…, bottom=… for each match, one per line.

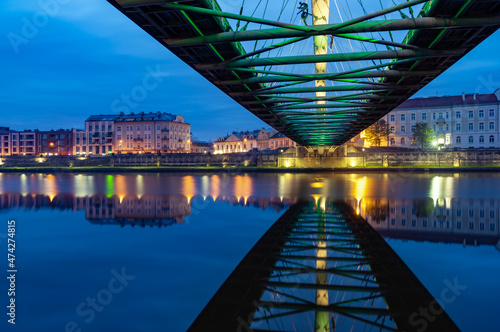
left=108, top=0, right=500, bottom=148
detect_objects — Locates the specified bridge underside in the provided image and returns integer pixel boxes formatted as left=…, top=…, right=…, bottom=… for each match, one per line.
left=187, top=200, right=460, bottom=331
left=108, top=0, right=500, bottom=148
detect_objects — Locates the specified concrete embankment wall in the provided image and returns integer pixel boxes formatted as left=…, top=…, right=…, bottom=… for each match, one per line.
left=2, top=150, right=500, bottom=169
left=278, top=150, right=500, bottom=168
left=0, top=153, right=279, bottom=168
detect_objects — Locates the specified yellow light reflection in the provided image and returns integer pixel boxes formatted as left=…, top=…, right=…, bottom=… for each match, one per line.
left=182, top=175, right=196, bottom=204
left=136, top=175, right=144, bottom=199
left=210, top=175, right=221, bottom=200
left=234, top=175, right=253, bottom=206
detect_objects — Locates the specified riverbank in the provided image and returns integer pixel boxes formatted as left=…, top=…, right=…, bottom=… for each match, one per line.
left=1, top=165, right=500, bottom=173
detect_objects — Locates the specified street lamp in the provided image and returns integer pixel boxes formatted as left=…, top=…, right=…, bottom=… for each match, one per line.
left=362, top=148, right=365, bottom=167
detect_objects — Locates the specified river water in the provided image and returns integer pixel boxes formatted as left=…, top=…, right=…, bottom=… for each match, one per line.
left=0, top=172, right=498, bottom=331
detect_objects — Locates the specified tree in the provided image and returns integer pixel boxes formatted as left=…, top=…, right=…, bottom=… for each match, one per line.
left=412, top=122, right=434, bottom=149
left=363, top=119, right=390, bottom=147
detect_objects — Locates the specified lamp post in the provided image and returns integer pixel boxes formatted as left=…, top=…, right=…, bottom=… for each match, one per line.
left=362, top=148, right=365, bottom=167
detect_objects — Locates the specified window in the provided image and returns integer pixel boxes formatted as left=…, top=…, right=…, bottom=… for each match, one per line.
left=400, top=114, right=406, bottom=121
left=480, top=210, right=485, bottom=218
left=422, top=113, right=427, bottom=120
left=423, top=219, right=428, bottom=227
left=432, top=113, right=436, bottom=120
left=89, top=126, right=92, bottom=132
left=411, top=113, right=416, bottom=121
left=456, top=123, right=461, bottom=131
left=117, top=135, right=121, bottom=140
left=411, top=219, right=416, bottom=227
left=411, top=125, right=415, bottom=132
left=490, top=135, right=495, bottom=143
left=137, top=126, right=140, bottom=131
left=101, top=125, right=105, bottom=131
left=490, top=210, right=495, bottom=218
left=108, top=125, right=112, bottom=131
left=457, top=222, right=462, bottom=229
left=457, top=209, right=462, bottom=217
left=390, top=126, right=395, bottom=133
left=479, top=110, right=484, bottom=117
left=456, top=111, right=461, bottom=119
left=446, top=112, right=449, bottom=119
left=479, top=122, right=484, bottom=130
left=401, top=138, right=405, bottom=144
left=117, top=126, right=121, bottom=131
left=390, top=138, right=395, bottom=145
left=402, top=219, right=407, bottom=226
left=468, top=221, right=474, bottom=230
left=469, top=136, right=474, bottom=143
left=468, top=110, right=474, bottom=118
left=446, top=124, right=449, bottom=131
left=489, top=122, right=495, bottom=130
left=390, top=114, right=395, bottom=122
left=490, top=223, right=496, bottom=231
left=469, top=209, right=474, bottom=217
left=479, top=135, right=484, bottom=143
left=401, top=125, right=406, bottom=133
left=489, top=109, right=495, bottom=117
left=456, top=136, right=461, bottom=144
left=468, top=123, right=473, bottom=131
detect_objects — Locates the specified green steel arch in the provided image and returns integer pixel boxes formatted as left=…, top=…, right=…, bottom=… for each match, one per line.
left=108, top=0, right=500, bottom=148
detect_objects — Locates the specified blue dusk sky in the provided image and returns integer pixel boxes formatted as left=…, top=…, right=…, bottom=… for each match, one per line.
left=1, top=0, right=500, bottom=141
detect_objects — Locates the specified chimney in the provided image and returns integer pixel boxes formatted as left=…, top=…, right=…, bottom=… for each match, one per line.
left=462, top=92, right=465, bottom=102
left=473, top=93, right=477, bottom=101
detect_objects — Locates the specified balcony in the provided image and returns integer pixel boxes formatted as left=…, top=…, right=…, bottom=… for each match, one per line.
left=161, top=128, right=169, bottom=133
left=436, top=117, right=446, bottom=124
left=162, top=137, right=169, bottom=141
left=133, top=138, right=143, bottom=141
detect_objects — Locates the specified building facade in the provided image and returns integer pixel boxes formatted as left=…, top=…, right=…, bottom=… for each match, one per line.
left=37, top=129, right=75, bottom=156
left=383, top=89, right=500, bottom=149
left=75, top=114, right=119, bottom=155
left=191, top=141, right=213, bottom=153
left=0, top=127, right=75, bottom=156
left=75, top=112, right=191, bottom=155
left=114, top=112, right=190, bottom=154
left=213, top=128, right=296, bottom=154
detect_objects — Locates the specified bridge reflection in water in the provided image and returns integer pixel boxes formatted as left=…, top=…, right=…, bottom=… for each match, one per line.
left=189, top=199, right=459, bottom=332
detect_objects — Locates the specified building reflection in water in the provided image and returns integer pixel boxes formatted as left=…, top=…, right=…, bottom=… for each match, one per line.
left=0, top=193, right=295, bottom=227
left=356, top=197, right=500, bottom=247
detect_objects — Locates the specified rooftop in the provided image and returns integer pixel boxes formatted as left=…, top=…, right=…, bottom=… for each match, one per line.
left=397, top=89, right=500, bottom=109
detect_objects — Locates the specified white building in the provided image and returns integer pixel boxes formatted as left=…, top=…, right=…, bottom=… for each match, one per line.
left=383, top=89, right=500, bottom=149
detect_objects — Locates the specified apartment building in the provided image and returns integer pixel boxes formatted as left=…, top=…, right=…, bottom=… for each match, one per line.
left=36, top=129, right=75, bottom=155
left=384, top=89, right=500, bottom=149
left=114, top=112, right=191, bottom=154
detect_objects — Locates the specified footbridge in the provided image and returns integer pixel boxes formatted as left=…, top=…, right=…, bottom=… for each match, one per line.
left=107, top=0, right=500, bottom=150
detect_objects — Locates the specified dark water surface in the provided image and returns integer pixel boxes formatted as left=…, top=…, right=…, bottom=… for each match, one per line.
left=0, top=172, right=498, bottom=331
